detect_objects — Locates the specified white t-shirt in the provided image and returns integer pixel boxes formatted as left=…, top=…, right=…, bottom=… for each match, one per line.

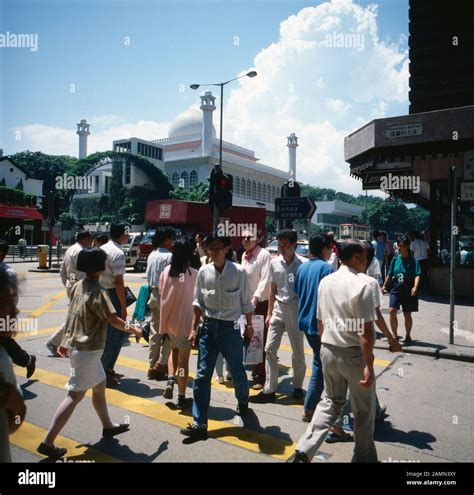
left=317, top=265, right=376, bottom=348
left=366, top=257, right=381, bottom=278
left=328, top=252, right=339, bottom=271
left=410, top=239, right=429, bottom=261
left=100, top=240, right=126, bottom=289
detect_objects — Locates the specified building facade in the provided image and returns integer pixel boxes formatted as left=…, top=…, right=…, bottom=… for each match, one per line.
left=343, top=0, right=474, bottom=296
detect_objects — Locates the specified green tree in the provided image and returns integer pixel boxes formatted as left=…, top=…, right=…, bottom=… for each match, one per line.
left=170, top=181, right=209, bottom=202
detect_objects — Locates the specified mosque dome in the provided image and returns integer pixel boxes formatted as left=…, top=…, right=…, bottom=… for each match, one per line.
left=168, top=107, right=216, bottom=139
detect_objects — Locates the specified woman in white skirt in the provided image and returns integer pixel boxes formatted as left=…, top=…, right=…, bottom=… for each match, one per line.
left=37, top=247, right=141, bottom=459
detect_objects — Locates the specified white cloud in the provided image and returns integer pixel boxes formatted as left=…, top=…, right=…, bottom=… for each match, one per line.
left=223, top=0, right=409, bottom=195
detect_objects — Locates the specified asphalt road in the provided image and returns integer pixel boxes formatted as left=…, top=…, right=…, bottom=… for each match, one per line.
left=7, top=266, right=473, bottom=463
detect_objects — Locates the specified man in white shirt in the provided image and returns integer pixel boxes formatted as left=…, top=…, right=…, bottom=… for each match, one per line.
left=288, top=240, right=378, bottom=463
left=410, top=232, right=430, bottom=289
left=146, top=228, right=175, bottom=380
left=46, top=231, right=93, bottom=356
left=240, top=228, right=272, bottom=389
left=251, top=229, right=308, bottom=404
left=180, top=232, right=254, bottom=440
left=100, top=222, right=130, bottom=386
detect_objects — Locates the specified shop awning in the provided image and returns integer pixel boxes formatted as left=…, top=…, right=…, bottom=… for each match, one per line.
left=0, top=205, right=43, bottom=220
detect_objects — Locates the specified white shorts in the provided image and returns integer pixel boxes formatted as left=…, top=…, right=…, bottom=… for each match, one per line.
left=66, top=349, right=106, bottom=392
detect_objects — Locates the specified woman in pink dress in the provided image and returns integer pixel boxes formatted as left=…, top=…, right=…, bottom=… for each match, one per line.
left=159, top=239, right=198, bottom=409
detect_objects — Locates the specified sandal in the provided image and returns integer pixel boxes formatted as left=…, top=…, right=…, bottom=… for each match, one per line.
left=37, top=442, right=67, bottom=458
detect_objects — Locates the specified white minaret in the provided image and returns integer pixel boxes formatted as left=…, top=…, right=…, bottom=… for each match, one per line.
left=76, top=119, right=90, bottom=159
left=200, top=91, right=216, bottom=157
left=287, top=133, right=298, bottom=181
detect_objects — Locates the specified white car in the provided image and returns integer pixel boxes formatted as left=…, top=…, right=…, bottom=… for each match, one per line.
left=122, top=233, right=144, bottom=271
left=266, top=239, right=309, bottom=258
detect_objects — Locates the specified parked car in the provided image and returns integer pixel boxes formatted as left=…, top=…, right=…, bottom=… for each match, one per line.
left=123, top=232, right=143, bottom=271
left=266, top=239, right=309, bottom=258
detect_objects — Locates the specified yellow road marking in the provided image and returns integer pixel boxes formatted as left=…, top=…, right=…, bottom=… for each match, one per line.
left=10, top=421, right=121, bottom=462
left=15, top=327, right=59, bottom=341
left=20, top=367, right=294, bottom=459
left=30, top=290, right=67, bottom=318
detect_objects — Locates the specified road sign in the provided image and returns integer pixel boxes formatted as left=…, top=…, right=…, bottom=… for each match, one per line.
left=274, top=197, right=316, bottom=220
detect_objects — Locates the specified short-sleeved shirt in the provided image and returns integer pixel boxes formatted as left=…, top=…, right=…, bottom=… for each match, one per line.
left=366, top=257, right=381, bottom=278
left=358, top=272, right=382, bottom=308
left=61, top=278, right=117, bottom=351
left=100, top=240, right=126, bottom=289
left=269, top=254, right=308, bottom=304
left=146, top=248, right=172, bottom=288
left=295, top=258, right=333, bottom=335
left=317, top=265, right=376, bottom=348
left=387, top=254, right=421, bottom=282
left=410, top=239, right=429, bottom=261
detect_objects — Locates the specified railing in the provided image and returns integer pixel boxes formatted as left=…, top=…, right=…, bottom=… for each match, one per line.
left=4, top=245, right=67, bottom=263
left=152, top=133, right=202, bottom=144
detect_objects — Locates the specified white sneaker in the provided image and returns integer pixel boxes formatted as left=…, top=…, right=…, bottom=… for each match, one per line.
left=216, top=375, right=225, bottom=384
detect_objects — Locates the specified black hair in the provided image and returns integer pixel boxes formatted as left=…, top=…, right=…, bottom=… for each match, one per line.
left=195, top=232, right=205, bottom=241
left=169, top=239, right=194, bottom=277
left=225, top=247, right=235, bottom=261
left=0, top=239, right=9, bottom=256
left=110, top=221, right=130, bottom=241
left=398, top=237, right=411, bottom=248
left=77, top=247, right=107, bottom=274
left=93, top=232, right=109, bottom=245
left=152, top=227, right=176, bottom=248
left=338, top=240, right=364, bottom=262
left=309, top=233, right=332, bottom=257
left=372, top=230, right=380, bottom=239
left=276, top=229, right=297, bottom=244
left=76, top=230, right=93, bottom=242
left=361, top=240, right=375, bottom=266
left=204, top=231, right=231, bottom=247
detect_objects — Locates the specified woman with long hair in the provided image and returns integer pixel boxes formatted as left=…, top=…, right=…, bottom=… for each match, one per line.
left=159, top=239, right=198, bottom=409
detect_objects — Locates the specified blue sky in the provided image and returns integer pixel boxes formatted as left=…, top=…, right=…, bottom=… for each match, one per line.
left=1, top=0, right=409, bottom=193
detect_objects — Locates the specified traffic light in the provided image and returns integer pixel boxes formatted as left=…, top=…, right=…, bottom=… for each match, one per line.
left=208, top=168, right=233, bottom=214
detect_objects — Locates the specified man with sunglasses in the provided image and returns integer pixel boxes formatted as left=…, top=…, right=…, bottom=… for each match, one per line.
left=240, top=228, right=272, bottom=390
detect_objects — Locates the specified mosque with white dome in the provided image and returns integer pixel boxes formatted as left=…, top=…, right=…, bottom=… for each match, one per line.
left=75, top=91, right=296, bottom=215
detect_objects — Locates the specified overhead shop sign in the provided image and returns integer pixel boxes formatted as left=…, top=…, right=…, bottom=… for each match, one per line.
left=460, top=182, right=474, bottom=201
left=385, top=123, right=423, bottom=139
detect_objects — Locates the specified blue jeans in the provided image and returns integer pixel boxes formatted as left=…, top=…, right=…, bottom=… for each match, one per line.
left=304, top=330, right=324, bottom=412
left=101, top=288, right=127, bottom=372
left=192, top=318, right=249, bottom=427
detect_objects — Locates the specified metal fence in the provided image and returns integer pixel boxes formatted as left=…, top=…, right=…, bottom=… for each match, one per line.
left=5, top=245, right=67, bottom=263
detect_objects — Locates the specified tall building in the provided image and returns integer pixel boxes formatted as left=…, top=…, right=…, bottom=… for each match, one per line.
left=343, top=0, right=474, bottom=296
left=408, top=0, right=474, bottom=114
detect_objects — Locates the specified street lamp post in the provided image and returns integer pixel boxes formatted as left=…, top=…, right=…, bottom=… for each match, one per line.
left=191, top=71, right=257, bottom=230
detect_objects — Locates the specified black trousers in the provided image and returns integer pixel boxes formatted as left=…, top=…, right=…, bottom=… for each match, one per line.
left=0, top=337, right=30, bottom=367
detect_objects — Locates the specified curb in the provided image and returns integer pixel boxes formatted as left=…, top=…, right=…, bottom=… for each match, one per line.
left=374, top=342, right=474, bottom=363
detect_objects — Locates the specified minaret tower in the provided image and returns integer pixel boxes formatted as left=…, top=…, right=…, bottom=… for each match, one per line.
left=76, top=119, right=91, bottom=159
left=200, top=91, right=216, bottom=157
left=287, top=133, right=298, bottom=181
